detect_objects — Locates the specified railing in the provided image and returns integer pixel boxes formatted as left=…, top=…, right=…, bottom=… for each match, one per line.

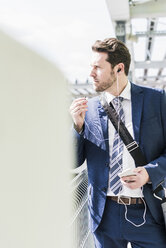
left=70, top=165, right=94, bottom=248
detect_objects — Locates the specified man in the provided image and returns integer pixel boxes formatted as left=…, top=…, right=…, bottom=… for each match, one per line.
left=70, top=38, right=166, bottom=247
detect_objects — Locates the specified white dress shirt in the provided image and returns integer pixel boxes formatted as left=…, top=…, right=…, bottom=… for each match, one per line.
left=105, top=82, right=143, bottom=197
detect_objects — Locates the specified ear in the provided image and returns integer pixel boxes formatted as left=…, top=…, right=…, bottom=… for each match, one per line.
left=115, top=63, right=124, bottom=73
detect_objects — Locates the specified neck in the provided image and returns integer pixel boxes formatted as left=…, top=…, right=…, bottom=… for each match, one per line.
left=106, top=77, right=128, bottom=96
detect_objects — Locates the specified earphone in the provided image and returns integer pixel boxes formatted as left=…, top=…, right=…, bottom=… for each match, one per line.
left=117, top=68, right=121, bottom=73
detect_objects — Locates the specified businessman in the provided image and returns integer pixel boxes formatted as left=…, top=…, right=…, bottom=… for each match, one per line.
left=70, top=38, right=166, bottom=247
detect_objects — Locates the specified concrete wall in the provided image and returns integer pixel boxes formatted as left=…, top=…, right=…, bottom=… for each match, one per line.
left=0, top=31, right=72, bottom=248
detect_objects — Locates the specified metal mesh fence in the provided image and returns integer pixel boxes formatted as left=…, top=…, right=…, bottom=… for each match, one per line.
left=71, top=166, right=94, bottom=248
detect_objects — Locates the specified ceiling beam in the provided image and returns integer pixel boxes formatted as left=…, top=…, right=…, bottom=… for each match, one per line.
left=135, top=60, right=166, bottom=69
left=138, top=75, right=166, bottom=80
left=130, top=0, right=166, bottom=18
left=135, top=30, right=166, bottom=37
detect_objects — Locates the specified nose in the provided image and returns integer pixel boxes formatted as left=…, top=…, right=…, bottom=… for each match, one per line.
left=90, top=68, right=96, bottom=78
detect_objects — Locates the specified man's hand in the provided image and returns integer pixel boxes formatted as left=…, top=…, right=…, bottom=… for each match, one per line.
left=121, top=167, right=150, bottom=190
left=69, top=97, right=88, bottom=133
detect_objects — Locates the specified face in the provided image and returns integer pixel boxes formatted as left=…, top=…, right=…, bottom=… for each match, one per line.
left=90, top=52, right=117, bottom=93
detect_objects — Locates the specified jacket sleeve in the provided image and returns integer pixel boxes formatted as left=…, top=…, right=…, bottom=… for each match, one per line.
left=72, top=127, right=86, bottom=168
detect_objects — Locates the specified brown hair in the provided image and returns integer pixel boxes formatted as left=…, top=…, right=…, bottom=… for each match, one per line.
left=92, top=38, right=131, bottom=75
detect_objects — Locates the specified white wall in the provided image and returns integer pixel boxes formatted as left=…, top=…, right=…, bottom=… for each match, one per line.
left=0, top=30, right=72, bottom=248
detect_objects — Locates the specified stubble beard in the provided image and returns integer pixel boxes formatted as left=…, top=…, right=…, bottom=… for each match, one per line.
left=94, top=72, right=116, bottom=93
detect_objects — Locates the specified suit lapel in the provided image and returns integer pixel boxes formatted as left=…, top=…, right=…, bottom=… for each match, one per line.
left=97, top=101, right=109, bottom=151
left=131, top=83, right=144, bottom=143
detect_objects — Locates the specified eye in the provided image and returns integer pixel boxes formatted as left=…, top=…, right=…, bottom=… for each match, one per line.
left=95, top=65, right=100, bottom=69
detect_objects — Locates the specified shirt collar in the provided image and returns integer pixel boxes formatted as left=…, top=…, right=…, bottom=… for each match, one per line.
left=105, top=81, right=131, bottom=104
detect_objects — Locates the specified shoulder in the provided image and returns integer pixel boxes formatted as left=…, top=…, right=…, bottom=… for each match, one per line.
left=131, top=82, right=165, bottom=96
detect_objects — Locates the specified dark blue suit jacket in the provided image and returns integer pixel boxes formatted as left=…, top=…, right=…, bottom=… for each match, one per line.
left=74, top=82, right=166, bottom=232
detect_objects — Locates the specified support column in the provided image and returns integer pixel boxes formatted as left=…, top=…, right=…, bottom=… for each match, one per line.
left=115, top=20, right=126, bottom=43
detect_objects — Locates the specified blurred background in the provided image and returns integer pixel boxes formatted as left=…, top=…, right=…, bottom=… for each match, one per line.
left=0, top=0, right=166, bottom=247
left=1, top=0, right=166, bottom=92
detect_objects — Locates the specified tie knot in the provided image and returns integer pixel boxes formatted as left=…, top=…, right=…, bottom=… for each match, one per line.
left=112, top=97, right=123, bottom=107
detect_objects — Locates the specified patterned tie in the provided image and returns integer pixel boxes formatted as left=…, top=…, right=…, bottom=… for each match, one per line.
left=109, top=97, right=125, bottom=195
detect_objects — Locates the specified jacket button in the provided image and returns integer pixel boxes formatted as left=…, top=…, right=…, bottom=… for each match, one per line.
left=102, top=187, right=107, bottom=193
left=105, top=162, right=109, bottom=167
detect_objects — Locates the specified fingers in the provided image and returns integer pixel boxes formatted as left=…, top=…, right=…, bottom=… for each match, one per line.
left=71, top=104, right=87, bottom=115
left=70, top=98, right=88, bottom=108
left=122, top=176, right=139, bottom=189
left=121, top=176, right=136, bottom=189
left=121, top=175, right=137, bottom=182
left=120, top=166, right=150, bottom=190
left=121, top=172, right=148, bottom=190
left=69, top=97, right=88, bottom=132
left=70, top=98, right=88, bottom=115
